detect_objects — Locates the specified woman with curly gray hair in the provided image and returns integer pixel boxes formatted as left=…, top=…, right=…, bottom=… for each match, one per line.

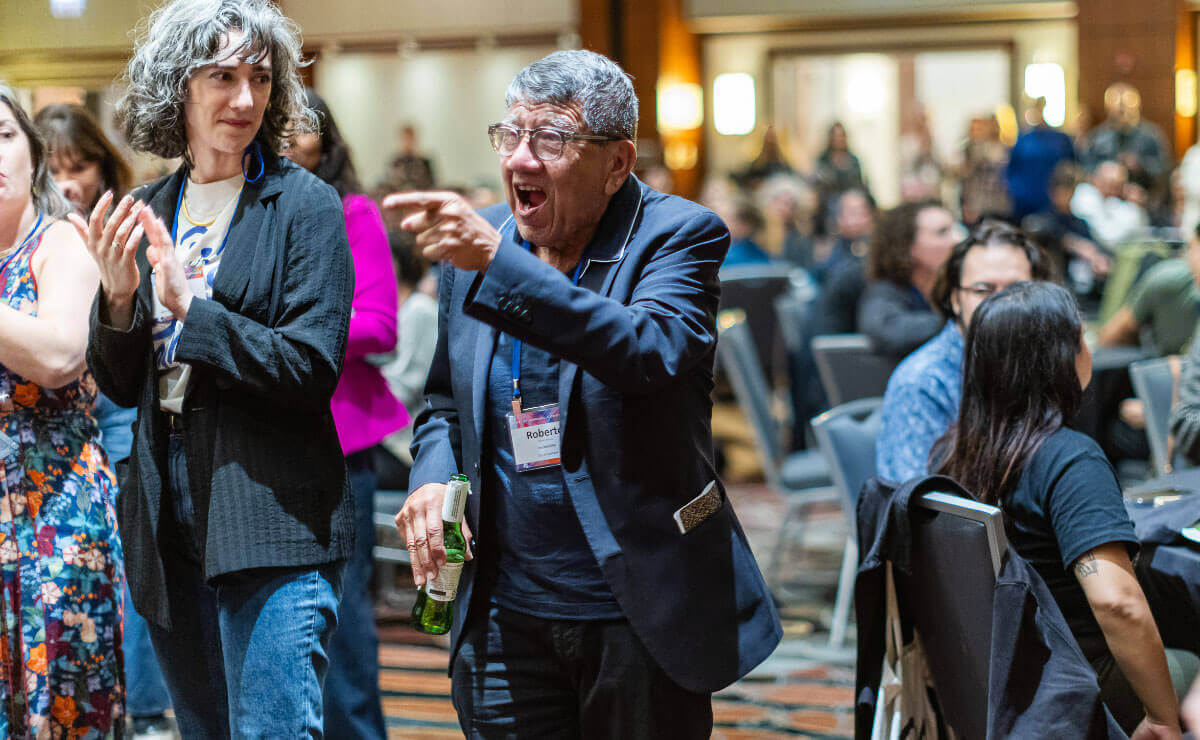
left=74, top=0, right=354, bottom=736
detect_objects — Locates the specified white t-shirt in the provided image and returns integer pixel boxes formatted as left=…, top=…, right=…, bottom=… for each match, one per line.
left=154, top=173, right=242, bottom=413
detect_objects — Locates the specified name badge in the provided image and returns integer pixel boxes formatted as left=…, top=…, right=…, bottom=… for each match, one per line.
left=506, top=403, right=561, bottom=471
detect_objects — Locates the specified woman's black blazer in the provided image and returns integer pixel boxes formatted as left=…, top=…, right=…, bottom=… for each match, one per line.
left=87, top=155, right=355, bottom=630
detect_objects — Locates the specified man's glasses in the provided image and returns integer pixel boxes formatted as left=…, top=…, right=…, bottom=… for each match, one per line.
left=959, top=282, right=1002, bottom=298
left=487, top=123, right=622, bottom=162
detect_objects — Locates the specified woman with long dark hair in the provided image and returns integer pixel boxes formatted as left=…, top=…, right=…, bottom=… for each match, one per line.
left=76, top=0, right=354, bottom=735
left=285, top=88, right=406, bottom=740
left=939, top=281, right=1184, bottom=738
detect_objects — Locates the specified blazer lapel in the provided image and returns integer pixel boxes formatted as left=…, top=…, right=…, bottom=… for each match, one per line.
left=211, top=153, right=285, bottom=309
left=469, top=216, right=512, bottom=447
left=557, top=176, right=644, bottom=421
left=470, top=318, right=499, bottom=450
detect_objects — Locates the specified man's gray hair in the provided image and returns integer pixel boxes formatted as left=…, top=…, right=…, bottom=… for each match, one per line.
left=117, top=0, right=316, bottom=164
left=0, top=84, right=72, bottom=221
left=505, top=50, right=638, bottom=143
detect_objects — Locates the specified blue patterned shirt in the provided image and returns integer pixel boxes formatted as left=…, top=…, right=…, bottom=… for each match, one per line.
left=876, top=322, right=964, bottom=482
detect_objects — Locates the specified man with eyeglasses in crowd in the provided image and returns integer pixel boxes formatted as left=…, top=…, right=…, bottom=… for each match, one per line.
left=876, top=220, right=1055, bottom=482
left=385, top=50, right=781, bottom=737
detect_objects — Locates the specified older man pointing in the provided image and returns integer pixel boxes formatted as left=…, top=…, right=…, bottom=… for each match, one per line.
left=388, top=50, right=781, bottom=737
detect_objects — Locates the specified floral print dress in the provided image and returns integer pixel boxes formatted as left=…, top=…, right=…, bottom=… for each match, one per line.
left=0, top=221, right=124, bottom=738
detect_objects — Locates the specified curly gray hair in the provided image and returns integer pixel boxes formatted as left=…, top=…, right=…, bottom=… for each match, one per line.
left=117, top=0, right=315, bottom=164
left=505, top=50, right=638, bottom=143
left=0, top=84, right=72, bottom=221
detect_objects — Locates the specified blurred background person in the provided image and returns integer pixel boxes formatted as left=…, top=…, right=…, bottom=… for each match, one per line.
left=1071, top=159, right=1149, bottom=249
left=739, top=125, right=793, bottom=189
left=759, top=175, right=816, bottom=269
left=34, top=104, right=132, bottom=215
left=374, top=230, right=438, bottom=490
left=1178, top=140, right=1200, bottom=239
left=938, top=281, right=1191, bottom=736
left=858, top=200, right=956, bottom=359
left=898, top=108, right=942, bottom=202
left=0, top=84, right=125, bottom=739
left=388, top=123, right=435, bottom=192
left=1097, top=221, right=1200, bottom=358
left=813, top=189, right=875, bottom=335
left=286, top=88, right=406, bottom=740
left=721, top=199, right=771, bottom=267
left=958, top=114, right=1010, bottom=225
left=1023, top=162, right=1109, bottom=311
left=35, top=102, right=174, bottom=739
left=814, top=122, right=869, bottom=235
left=1083, top=83, right=1169, bottom=196
left=1007, top=96, right=1076, bottom=223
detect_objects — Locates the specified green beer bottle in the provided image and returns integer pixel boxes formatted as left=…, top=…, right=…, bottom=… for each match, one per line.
left=411, top=474, right=470, bottom=634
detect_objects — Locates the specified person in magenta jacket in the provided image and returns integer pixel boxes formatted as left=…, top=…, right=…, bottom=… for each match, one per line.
left=287, top=88, right=407, bottom=740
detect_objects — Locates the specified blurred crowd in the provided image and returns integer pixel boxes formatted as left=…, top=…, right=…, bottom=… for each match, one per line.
left=693, top=82, right=1200, bottom=472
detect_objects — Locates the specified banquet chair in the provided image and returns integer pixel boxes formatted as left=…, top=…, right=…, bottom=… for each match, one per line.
left=812, top=334, right=898, bottom=407
left=897, top=491, right=1008, bottom=740
left=811, top=397, right=883, bottom=649
left=1129, top=357, right=1180, bottom=476
left=717, top=310, right=836, bottom=592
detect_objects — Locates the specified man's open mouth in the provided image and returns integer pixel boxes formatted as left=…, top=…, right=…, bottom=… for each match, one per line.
left=515, top=185, right=547, bottom=213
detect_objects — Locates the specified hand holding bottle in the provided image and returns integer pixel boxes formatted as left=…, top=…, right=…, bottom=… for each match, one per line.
left=395, top=480, right=474, bottom=587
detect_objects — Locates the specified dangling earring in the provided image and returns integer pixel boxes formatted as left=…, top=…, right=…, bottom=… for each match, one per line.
left=242, top=143, right=265, bottom=184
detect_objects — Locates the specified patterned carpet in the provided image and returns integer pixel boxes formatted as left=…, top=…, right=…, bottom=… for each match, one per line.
left=376, top=631, right=856, bottom=739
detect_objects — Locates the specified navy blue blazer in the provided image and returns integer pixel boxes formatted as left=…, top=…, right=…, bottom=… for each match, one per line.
left=409, top=174, right=782, bottom=693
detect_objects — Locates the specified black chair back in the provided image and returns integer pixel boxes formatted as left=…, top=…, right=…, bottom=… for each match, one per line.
left=900, top=491, right=1007, bottom=740
left=811, top=334, right=898, bottom=407
left=719, top=265, right=795, bottom=387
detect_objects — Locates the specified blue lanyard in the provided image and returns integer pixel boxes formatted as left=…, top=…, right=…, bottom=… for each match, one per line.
left=510, top=254, right=586, bottom=413
left=171, top=180, right=239, bottom=268
left=0, top=212, right=44, bottom=277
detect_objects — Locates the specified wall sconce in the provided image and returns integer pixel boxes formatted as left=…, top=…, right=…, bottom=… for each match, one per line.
left=1177, top=69, right=1197, bottom=118
left=657, top=82, right=703, bottom=132
left=714, top=73, right=755, bottom=136
left=1023, top=62, right=1066, bottom=127
left=664, top=141, right=698, bottom=171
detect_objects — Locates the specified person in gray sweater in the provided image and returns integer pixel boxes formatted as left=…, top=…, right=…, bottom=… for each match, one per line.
left=857, top=200, right=958, bottom=358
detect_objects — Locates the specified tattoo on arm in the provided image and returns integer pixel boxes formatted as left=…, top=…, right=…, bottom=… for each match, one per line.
left=1075, top=550, right=1100, bottom=578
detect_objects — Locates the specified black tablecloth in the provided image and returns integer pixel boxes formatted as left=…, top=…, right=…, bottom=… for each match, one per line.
left=1128, top=468, right=1200, bottom=498
left=1127, top=494, right=1200, bottom=655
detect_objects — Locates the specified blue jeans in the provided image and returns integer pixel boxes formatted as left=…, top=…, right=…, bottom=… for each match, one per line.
left=149, top=433, right=345, bottom=738
left=322, top=450, right=386, bottom=739
left=123, top=579, right=173, bottom=718
left=96, top=395, right=173, bottom=719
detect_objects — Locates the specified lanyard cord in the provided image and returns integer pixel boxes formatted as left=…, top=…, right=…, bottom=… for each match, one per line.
left=510, top=253, right=586, bottom=414
left=171, top=180, right=240, bottom=271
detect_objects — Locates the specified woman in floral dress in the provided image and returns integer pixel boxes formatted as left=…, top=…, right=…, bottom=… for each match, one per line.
left=0, top=86, right=123, bottom=737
